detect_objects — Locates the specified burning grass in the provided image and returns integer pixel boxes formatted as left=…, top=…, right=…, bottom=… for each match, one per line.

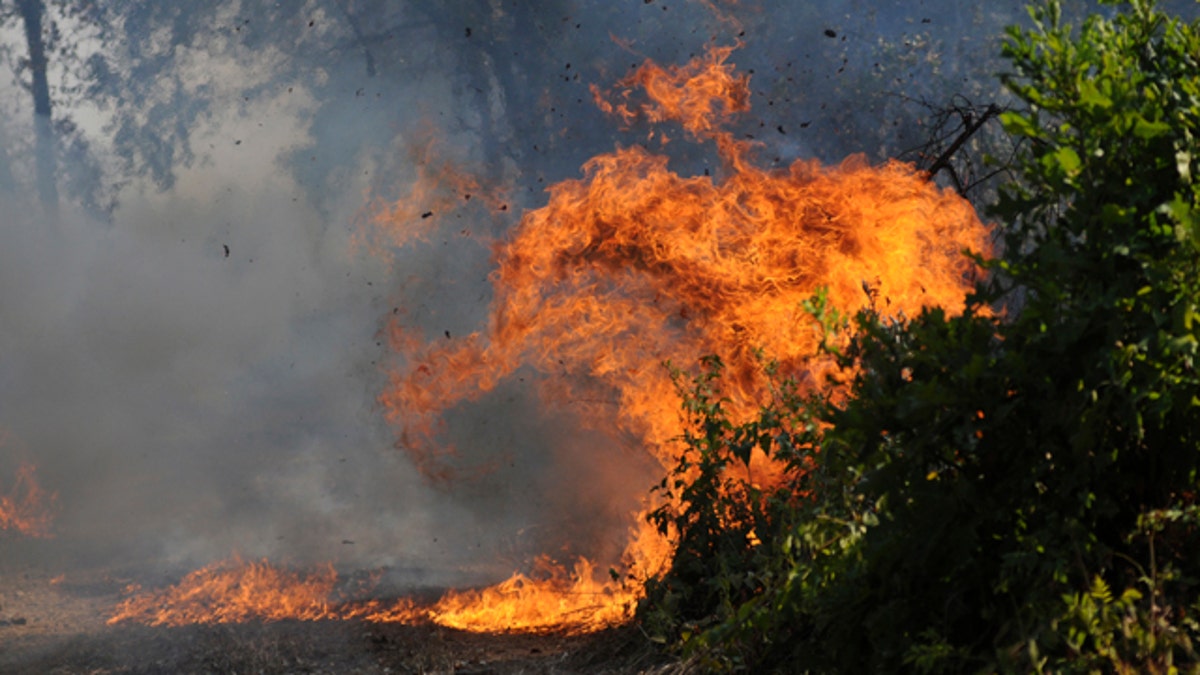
left=107, top=555, right=640, bottom=635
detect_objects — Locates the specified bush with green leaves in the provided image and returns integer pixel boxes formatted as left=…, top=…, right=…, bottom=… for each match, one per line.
left=639, top=352, right=830, bottom=652
left=638, top=0, right=1200, bottom=672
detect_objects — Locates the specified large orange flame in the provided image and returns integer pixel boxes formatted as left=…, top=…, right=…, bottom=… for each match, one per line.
left=377, top=42, right=989, bottom=632
left=384, top=46, right=986, bottom=483
left=109, top=43, right=991, bottom=635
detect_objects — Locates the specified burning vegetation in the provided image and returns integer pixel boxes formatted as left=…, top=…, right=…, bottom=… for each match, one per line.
left=107, top=42, right=990, bottom=635
left=1, top=3, right=1194, bottom=672
left=0, top=448, right=56, bottom=539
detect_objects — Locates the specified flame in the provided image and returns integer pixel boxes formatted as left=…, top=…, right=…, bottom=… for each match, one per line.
left=355, top=132, right=509, bottom=261
left=384, top=44, right=987, bottom=480
left=109, top=557, right=342, bottom=626
left=109, top=43, right=991, bottom=635
left=375, top=43, right=990, bottom=632
left=591, top=44, right=749, bottom=138
left=0, top=462, right=57, bottom=538
left=105, top=553, right=637, bottom=633
left=109, top=519, right=670, bottom=632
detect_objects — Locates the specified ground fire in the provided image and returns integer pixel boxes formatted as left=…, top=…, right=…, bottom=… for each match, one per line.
left=108, top=43, right=991, bottom=634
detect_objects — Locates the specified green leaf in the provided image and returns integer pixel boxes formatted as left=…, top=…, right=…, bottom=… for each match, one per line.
left=1000, top=110, right=1042, bottom=139
left=1078, top=79, right=1112, bottom=111
left=1133, top=116, right=1171, bottom=140
left=1089, top=576, right=1112, bottom=604
left=1053, top=146, right=1081, bottom=176
left=1159, top=194, right=1200, bottom=249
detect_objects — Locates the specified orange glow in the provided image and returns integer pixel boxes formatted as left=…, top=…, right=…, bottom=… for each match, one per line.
left=383, top=44, right=988, bottom=482
left=0, top=462, right=56, bottom=538
left=415, top=556, right=632, bottom=633
left=355, top=132, right=509, bottom=263
left=106, top=545, right=654, bottom=633
left=375, top=43, right=990, bottom=633
left=591, top=44, right=749, bottom=138
left=108, top=557, right=341, bottom=626
left=110, top=43, right=990, bottom=635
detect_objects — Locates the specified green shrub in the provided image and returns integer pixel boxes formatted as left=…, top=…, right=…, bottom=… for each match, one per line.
left=639, top=1, right=1200, bottom=672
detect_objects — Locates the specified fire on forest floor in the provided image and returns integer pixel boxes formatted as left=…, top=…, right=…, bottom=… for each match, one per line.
left=0, top=561, right=677, bottom=674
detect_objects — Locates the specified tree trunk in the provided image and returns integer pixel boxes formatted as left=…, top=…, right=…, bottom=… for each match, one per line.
left=16, top=0, right=58, bottom=211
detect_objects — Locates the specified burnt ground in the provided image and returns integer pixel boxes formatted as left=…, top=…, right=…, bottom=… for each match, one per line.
left=0, top=562, right=683, bottom=674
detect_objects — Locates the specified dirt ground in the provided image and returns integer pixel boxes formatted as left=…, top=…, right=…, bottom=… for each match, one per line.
left=0, top=561, right=681, bottom=674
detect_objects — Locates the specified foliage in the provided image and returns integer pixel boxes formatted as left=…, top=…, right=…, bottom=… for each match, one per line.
left=639, top=0, right=1200, bottom=672
left=640, top=353, right=823, bottom=649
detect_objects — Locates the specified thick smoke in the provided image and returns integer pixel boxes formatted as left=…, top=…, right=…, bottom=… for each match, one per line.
left=0, top=2, right=669, bottom=584
left=0, top=37, right=498, bottom=583
left=0, top=95, right=432, bottom=573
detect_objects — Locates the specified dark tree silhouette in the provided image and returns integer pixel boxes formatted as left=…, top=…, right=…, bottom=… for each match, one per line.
left=15, top=0, right=57, bottom=210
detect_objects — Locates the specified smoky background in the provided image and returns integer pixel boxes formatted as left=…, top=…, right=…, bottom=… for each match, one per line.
left=0, top=0, right=1193, bottom=585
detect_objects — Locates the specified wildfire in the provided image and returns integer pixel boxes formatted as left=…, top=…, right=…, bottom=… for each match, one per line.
left=109, top=42, right=991, bottom=634
left=107, top=552, right=639, bottom=633
left=0, top=462, right=56, bottom=538
left=109, top=557, right=342, bottom=626
left=377, top=41, right=989, bottom=631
